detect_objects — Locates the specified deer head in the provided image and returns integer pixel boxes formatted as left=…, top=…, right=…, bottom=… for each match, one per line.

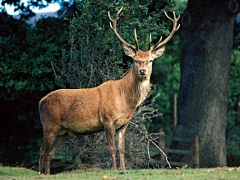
left=108, top=7, right=180, bottom=80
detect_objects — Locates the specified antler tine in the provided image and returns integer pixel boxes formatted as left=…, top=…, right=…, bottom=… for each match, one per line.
left=164, top=11, right=180, bottom=23
left=108, top=7, right=123, bottom=29
left=108, top=7, right=136, bottom=50
left=134, top=28, right=139, bottom=51
left=150, top=11, right=180, bottom=51
left=148, top=33, right=152, bottom=50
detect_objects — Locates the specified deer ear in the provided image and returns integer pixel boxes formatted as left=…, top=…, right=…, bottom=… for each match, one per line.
left=151, top=46, right=165, bottom=59
left=122, top=44, right=136, bottom=58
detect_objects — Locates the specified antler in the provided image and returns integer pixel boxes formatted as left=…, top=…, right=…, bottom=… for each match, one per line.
left=108, top=7, right=139, bottom=50
left=150, top=11, right=180, bottom=51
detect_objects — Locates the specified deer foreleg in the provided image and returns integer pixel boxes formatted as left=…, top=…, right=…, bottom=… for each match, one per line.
left=117, top=123, right=128, bottom=170
left=104, top=123, right=117, bottom=170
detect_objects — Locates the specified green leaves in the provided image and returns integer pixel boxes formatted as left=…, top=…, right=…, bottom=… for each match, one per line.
left=227, top=51, right=240, bottom=161
left=0, top=13, right=69, bottom=101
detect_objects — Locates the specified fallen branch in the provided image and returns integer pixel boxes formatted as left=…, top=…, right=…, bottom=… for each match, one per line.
left=129, top=121, right=172, bottom=169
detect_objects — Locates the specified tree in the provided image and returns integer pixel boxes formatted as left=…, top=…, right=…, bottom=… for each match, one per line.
left=175, top=0, right=239, bottom=167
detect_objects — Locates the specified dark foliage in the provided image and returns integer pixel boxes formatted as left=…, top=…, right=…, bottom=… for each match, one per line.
left=0, top=11, right=69, bottom=166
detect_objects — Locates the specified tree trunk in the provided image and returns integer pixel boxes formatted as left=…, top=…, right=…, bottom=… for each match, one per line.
left=175, top=0, right=238, bottom=167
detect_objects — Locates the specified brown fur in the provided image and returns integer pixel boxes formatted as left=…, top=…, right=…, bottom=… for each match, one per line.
left=38, top=47, right=166, bottom=174
left=38, top=63, right=152, bottom=174
left=135, top=51, right=151, bottom=61
left=38, top=7, right=179, bottom=175
left=39, top=67, right=150, bottom=134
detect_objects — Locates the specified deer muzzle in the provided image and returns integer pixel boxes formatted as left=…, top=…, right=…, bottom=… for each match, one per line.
left=139, top=69, right=147, bottom=76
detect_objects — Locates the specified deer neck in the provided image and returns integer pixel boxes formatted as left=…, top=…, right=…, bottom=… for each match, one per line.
left=120, top=67, right=151, bottom=107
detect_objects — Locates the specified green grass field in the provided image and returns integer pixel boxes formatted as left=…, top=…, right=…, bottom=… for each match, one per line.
left=0, top=166, right=239, bottom=180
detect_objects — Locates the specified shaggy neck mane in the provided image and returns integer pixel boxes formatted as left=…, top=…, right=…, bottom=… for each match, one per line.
left=119, top=67, right=151, bottom=107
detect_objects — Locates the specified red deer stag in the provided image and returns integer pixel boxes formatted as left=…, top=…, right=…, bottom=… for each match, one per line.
left=38, top=7, right=180, bottom=175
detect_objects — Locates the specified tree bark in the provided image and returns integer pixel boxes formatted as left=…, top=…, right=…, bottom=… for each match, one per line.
left=175, top=0, right=238, bottom=167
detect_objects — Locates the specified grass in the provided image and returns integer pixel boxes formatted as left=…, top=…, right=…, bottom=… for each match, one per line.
left=0, top=166, right=240, bottom=180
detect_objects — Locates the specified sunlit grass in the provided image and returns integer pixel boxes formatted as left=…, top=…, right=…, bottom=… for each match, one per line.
left=0, top=166, right=239, bottom=180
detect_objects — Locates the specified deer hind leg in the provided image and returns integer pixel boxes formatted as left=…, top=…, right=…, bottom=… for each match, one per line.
left=104, top=123, right=117, bottom=170
left=39, top=141, right=46, bottom=175
left=48, top=133, right=67, bottom=156
left=39, top=126, right=63, bottom=175
left=117, top=123, right=128, bottom=170
left=46, top=133, right=68, bottom=174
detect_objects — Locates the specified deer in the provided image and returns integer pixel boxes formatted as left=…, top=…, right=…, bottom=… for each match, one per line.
left=38, top=7, right=180, bottom=175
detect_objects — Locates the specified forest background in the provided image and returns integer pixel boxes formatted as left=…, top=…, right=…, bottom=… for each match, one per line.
left=0, top=0, right=239, bottom=170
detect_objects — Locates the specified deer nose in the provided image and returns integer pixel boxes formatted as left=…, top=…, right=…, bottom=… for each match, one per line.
left=139, top=69, right=147, bottom=75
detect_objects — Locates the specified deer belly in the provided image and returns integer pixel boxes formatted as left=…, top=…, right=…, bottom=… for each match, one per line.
left=61, top=115, right=104, bottom=135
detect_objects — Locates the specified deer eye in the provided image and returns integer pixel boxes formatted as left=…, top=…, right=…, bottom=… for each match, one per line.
left=134, top=60, right=138, bottom=63
left=149, top=60, right=153, bottom=63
